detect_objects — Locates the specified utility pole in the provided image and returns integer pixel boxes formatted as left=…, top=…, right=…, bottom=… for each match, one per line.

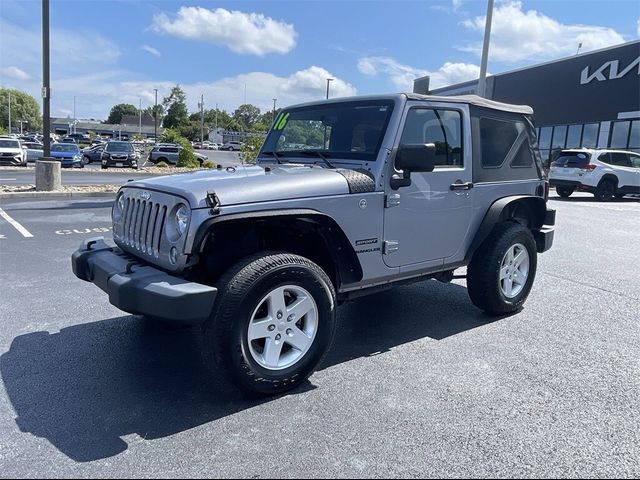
left=477, top=0, right=494, bottom=98
left=215, top=102, right=218, bottom=130
left=7, top=90, right=11, bottom=134
left=73, top=95, right=76, bottom=133
left=244, top=84, right=247, bottom=105
left=42, top=0, right=51, bottom=157
left=154, top=88, right=158, bottom=142
left=138, top=98, right=142, bottom=137
left=272, top=98, right=277, bottom=125
left=326, top=78, right=333, bottom=100
left=199, top=94, right=204, bottom=143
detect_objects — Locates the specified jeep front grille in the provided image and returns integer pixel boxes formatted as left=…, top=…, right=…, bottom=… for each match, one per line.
left=120, top=197, right=167, bottom=257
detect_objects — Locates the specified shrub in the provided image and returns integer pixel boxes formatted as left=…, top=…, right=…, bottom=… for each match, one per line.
left=239, top=135, right=265, bottom=164
left=202, top=160, right=216, bottom=169
left=155, top=161, right=169, bottom=168
left=162, top=128, right=199, bottom=168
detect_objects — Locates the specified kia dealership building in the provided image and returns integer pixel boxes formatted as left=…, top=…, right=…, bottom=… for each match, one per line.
left=419, top=40, right=640, bottom=164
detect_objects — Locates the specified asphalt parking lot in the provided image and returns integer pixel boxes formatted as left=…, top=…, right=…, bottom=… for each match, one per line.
left=0, top=192, right=638, bottom=477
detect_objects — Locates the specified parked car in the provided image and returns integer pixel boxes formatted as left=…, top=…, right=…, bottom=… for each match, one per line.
left=201, top=141, right=219, bottom=150
left=72, top=93, right=555, bottom=396
left=81, top=143, right=106, bottom=164
left=549, top=149, right=640, bottom=200
left=148, top=145, right=208, bottom=165
left=22, top=141, right=44, bottom=162
left=0, top=137, right=27, bottom=166
left=221, top=141, right=243, bottom=151
left=61, top=137, right=77, bottom=144
left=101, top=141, right=139, bottom=169
left=50, top=143, right=83, bottom=168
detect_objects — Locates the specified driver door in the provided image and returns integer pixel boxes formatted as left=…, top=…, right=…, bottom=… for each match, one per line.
left=383, top=102, right=474, bottom=269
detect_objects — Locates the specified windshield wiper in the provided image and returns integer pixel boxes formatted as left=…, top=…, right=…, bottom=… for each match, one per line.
left=299, top=150, right=336, bottom=169
left=260, top=151, right=287, bottom=164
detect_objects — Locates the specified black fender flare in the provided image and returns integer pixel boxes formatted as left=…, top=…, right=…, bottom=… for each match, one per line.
left=464, top=195, right=547, bottom=263
left=191, top=208, right=364, bottom=285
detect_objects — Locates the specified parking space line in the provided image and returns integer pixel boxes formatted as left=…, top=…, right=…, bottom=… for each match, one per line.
left=0, top=207, right=33, bottom=238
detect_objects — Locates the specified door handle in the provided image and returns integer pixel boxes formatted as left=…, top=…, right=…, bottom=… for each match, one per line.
left=450, top=181, right=474, bottom=191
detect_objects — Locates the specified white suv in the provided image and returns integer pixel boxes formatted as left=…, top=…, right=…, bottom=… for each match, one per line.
left=549, top=149, right=640, bottom=201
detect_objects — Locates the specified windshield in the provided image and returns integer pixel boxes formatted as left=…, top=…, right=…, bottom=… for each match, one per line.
left=106, top=142, right=133, bottom=153
left=261, top=100, right=394, bottom=161
left=0, top=140, right=20, bottom=148
left=51, top=144, right=79, bottom=152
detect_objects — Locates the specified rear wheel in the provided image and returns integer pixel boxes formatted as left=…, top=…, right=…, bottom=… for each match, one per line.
left=83, top=155, right=90, bottom=165
left=101, top=164, right=108, bottom=170
left=202, top=252, right=337, bottom=396
left=467, top=222, right=537, bottom=315
left=556, top=186, right=574, bottom=198
left=594, top=179, right=616, bottom=201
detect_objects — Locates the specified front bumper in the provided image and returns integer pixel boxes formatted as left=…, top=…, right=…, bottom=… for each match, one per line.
left=72, top=237, right=217, bottom=324
left=103, top=157, right=138, bottom=167
left=534, top=208, right=556, bottom=253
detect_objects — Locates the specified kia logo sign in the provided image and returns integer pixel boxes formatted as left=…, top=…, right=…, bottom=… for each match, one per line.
left=580, top=56, right=640, bottom=84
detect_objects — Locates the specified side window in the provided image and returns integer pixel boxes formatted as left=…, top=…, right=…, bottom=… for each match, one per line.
left=479, top=117, right=529, bottom=168
left=609, top=152, right=632, bottom=167
left=400, top=108, right=463, bottom=167
left=629, top=153, right=640, bottom=168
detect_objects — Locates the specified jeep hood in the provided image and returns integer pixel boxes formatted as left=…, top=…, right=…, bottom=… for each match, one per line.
left=125, top=164, right=356, bottom=208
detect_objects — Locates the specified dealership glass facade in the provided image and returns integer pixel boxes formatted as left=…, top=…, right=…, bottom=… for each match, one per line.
left=536, top=119, right=640, bottom=165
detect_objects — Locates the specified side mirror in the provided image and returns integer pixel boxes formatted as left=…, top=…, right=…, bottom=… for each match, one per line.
left=391, top=143, right=436, bottom=189
left=395, top=143, right=436, bottom=172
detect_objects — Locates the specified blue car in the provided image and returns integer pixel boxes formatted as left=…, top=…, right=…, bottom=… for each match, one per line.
left=50, top=143, right=84, bottom=168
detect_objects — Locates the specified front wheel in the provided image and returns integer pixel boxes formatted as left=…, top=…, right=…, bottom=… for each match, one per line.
left=202, top=252, right=337, bottom=396
left=467, top=222, right=537, bottom=315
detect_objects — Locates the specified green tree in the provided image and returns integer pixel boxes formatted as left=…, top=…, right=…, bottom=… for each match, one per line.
left=106, top=103, right=138, bottom=124
left=0, top=88, right=43, bottom=132
left=162, top=85, right=189, bottom=130
left=233, top=104, right=261, bottom=131
left=160, top=128, right=199, bottom=168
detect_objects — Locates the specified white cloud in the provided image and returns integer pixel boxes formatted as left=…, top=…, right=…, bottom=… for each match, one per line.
left=141, top=45, right=161, bottom=57
left=460, top=1, right=625, bottom=63
left=358, top=56, right=481, bottom=90
left=0, top=66, right=31, bottom=81
left=151, top=6, right=297, bottom=55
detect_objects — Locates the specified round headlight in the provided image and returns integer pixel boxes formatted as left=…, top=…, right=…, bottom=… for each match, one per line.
left=113, top=193, right=125, bottom=220
left=175, top=204, right=189, bottom=237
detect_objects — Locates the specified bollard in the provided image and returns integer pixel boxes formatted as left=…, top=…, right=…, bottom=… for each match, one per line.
left=35, top=158, right=61, bottom=191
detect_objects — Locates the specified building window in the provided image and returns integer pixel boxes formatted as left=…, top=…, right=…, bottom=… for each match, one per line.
left=566, top=124, right=582, bottom=149
left=551, top=125, right=567, bottom=150
left=539, top=127, right=552, bottom=150
left=627, top=120, right=639, bottom=149
left=581, top=123, right=599, bottom=148
left=610, top=121, right=630, bottom=149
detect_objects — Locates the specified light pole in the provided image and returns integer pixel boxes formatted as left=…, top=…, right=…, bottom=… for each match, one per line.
left=138, top=98, right=142, bottom=137
left=154, top=88, right=158, bottom=142
left=326, top=78, right=333, bottom=100
left=215, top=102, right=218, bottom=131
left=477, top=0, right=494, bottom=98
left=272, top=98, right=277, bottom=125
left=73, top=95, right=76, bottom=133
left=18, top=120, right=27, bottom=135
left=42, top=0, right=51, bottom=157
left=7, top=90, right=11, bottom=134
left=198, top=94, right=204, bottom=143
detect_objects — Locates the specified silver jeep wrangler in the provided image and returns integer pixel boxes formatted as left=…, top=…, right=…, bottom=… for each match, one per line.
left=72, top=94, right=555, bottom=395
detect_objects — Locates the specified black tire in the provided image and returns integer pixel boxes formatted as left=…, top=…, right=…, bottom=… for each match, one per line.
left=157, top=157, right=168, bottom=164
left=467, top=222, right=538, bottom=315
left=83, top=155, right=91, bottom=165
left=594, top=179, right=616, bottom=201
left=202, top=252, right=337, bottom=397
left=615, top=193, right=625, bottom=200
left=101, top=164, right=108, bottom=170
left=556, top=186, right=574, bottom=198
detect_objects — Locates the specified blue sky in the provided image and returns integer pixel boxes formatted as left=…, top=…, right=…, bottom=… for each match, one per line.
left=1, top=0, right=638, bottom=120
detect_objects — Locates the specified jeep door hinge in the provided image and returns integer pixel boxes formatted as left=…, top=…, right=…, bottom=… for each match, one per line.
left=383, top=240, right=399, bottom=254
left=385, top=193, right=401, bottom=208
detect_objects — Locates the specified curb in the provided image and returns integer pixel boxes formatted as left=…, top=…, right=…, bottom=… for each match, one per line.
left=0, top=191, right=117, bottom=200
